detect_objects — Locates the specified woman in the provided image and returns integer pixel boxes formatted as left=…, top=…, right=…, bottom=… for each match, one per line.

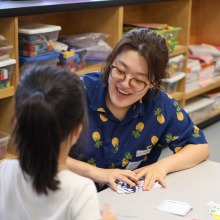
left=67, top=28, right=210, bottom=192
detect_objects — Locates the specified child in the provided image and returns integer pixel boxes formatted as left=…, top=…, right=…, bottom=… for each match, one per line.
left=0, top=66, right=116, bottom=220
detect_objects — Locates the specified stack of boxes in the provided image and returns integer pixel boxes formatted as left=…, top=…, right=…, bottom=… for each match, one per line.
left=0, top=36, right=15, bottom=159
left=19, top=23, right=61, bottom=76
left=0, top=39, right=16, bottom=89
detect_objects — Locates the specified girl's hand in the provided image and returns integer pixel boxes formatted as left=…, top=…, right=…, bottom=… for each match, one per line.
left=95, top=168, right=138, bottom=192
left=134, top=163, right=167, bottom=191
left=101, top=204, right=117, bottom=220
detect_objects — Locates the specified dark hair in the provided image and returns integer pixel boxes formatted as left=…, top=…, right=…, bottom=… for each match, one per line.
left=102, top=28, right=169, bottom=99
left=13, top=65, right=86, bottom=195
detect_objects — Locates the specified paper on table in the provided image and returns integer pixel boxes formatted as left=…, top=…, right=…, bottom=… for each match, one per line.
left=109, top=179, right=162, bottom=194
left=156, top=199, right=192, bottom=216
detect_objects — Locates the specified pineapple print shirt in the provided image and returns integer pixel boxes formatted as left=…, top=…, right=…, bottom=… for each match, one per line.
left=70, top=72, right=207, bottom=172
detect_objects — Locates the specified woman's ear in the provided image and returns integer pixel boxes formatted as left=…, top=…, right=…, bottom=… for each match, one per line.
left=71, top=124, right=83, bottom=145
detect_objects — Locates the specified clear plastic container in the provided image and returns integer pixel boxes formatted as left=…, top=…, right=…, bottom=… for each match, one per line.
left=155, top=27, right=181, bottom=41
left=19, top=23, right=61, bottom=57
left=0, top=42, right=13, bottom=60
left=19, top=53, right=59, bottom=76
left=161, top=72, right=185, bottom=93
left=0, top=58, right=16, bottom=89
left=0, top=131, right=10, bottom=159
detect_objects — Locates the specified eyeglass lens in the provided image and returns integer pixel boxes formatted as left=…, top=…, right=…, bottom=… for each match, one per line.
left=110, top=65, right=146, bottom=92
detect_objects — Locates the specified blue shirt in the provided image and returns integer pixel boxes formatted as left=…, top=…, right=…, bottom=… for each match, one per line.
left=70, top=71, right=207, bottom=171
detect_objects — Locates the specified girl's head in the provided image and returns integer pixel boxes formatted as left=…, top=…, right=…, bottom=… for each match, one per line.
left=102, top=28, right=169, bottom=100
left=13, top=65, right=86, bottom=195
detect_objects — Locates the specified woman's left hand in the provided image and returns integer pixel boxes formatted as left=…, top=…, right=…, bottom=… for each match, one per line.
left=134, top=162, right=167, bottom=191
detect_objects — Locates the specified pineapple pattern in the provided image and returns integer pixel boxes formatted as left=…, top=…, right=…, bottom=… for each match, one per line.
left=151, top=135, right=158, bottom=145
left=154, top=108, right=165, bottom=124
left=97, top=108, right=108, bottom=122
left=87, top=158, right=96, bottom=166
left=174, top=101, right=184, bottom=121
left=167, top=93, right=173, bottom=99
left=174, top=146, right=182, bottom=153
left=108, top=164, right=115, bottom=169
left=112, top=137, right=119, bottom=152
left=193, top=126, right=201, bottom=138
left=92, top=131, right=103, bottom=148
left=132, top=122, right=144, bottom=138
left=122, top=152, right=133, bottom=167
left=166, top=133, right=179, bottom=143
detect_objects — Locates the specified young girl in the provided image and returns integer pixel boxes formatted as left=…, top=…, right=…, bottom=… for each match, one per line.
left=67, top=28, right=210, bottom=192
left=0, top=66, right=115, bottom=220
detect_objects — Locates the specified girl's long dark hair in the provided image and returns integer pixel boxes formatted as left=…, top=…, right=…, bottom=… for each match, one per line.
left=13, top=65, right=86, bottom=195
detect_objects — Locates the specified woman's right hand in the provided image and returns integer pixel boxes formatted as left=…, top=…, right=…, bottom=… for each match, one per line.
left=93, top=168, right=138, bottom=191
left=102, top=204, right=117, bottom=220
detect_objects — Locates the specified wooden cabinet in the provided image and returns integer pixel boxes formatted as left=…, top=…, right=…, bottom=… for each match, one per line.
left=187, top=0, right=220, bottom=125
left=0, top=0, right=219, bottom=155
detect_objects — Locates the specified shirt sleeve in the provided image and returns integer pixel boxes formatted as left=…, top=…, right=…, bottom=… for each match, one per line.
left=158, top=107, right=207, bottom=153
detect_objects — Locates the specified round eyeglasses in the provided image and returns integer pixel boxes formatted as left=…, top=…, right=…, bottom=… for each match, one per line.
left=109, top=64, right=150, bottom=92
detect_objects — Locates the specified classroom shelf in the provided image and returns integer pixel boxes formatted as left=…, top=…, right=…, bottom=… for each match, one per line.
left=186, top=77, right=220, bottom=100
left=0, top=86, right=15, bottom=99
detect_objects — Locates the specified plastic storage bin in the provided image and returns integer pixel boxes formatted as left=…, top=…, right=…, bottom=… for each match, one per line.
left=19, top=23, right=61, bottom=57
left=0, top=58, right=16, bottom=89
left=0, top=42, right=13, bottom=60
left=161, top=72, right=185, bottom=93
left=167, top=55, right=185, bottom=74
left=0, top=131, right=10, bottom=159
left=184, top=96, right=215, bottom=122
left=19, top=53, right=59, bottom=76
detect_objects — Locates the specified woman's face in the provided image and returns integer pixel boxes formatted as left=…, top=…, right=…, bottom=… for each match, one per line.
left=107, top=50, right=150, bottom=111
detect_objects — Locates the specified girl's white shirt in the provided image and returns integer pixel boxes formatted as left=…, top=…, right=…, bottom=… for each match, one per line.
left=0, top=159, right=102, bottom=220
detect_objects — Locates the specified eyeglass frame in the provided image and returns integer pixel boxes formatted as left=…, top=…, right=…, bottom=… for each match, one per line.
left=109, top=64, right=151, bottom=92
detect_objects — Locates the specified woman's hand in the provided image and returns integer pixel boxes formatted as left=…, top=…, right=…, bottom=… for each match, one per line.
left=95, top=168, right=138, bottom=192
left=134, top=162, right=167, bottom=191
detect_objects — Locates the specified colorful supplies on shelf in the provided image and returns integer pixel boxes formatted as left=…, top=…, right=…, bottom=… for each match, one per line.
left=19, top=23, right=61, bottom=57
left=161, top=72, right=185, bottom=94
left=123, top=22, right=181, bottom=53
left=58, top=48, right=87, bottom=72
left=0, top=58, right=16, bottom=89
left=0, top=42, right=13, bottom=61
left=19, top=53, right=59, bottom=76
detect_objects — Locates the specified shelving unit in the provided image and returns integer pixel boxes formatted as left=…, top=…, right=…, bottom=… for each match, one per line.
left=1, top=0, right=219, bottom=155
left=187, top=0, right=220, bottom=126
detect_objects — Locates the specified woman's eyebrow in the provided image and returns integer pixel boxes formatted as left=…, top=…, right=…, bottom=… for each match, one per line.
left=116, top=60, right=147, bottom=77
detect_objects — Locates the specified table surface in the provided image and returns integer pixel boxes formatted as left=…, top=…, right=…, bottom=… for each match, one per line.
left=98, top=160, right=220, bottom=220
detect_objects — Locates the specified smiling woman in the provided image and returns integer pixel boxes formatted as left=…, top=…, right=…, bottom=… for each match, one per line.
left=67, top=28, right=210, bottom=193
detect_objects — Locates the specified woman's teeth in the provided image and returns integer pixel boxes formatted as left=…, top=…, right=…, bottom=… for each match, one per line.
left=117, top=87, right=130, bottom=96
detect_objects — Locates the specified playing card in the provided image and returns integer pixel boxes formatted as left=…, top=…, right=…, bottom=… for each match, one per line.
left=156, top=199, right=192, bottom=216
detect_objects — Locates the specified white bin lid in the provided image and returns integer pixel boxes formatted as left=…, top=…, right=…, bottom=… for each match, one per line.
left=19, top=23, right=61, bottom=34
left=0, top=58, right=16, bottom=68
left=162, top=72, right=185, bottom=83
left=184, top=96, right=215, bottom=113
